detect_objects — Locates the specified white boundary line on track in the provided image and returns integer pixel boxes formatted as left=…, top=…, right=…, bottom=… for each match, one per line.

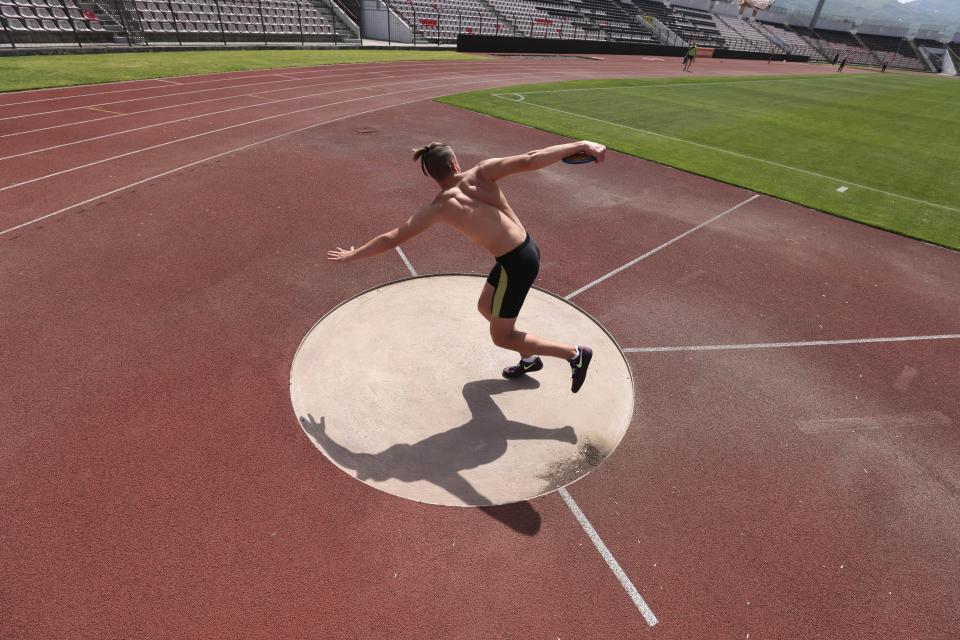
left=492, top=95, right=960, bottom=215
left=0, top=63, right=518, bottom=140
left=0, top=60, right=500, bottom=108
left=559, top=488, right=658, bottom=627
left=395, top=247, right=418, bottom=277
left=566, top=194, right=760, bottom=300
left=0, top=71, right=552, bottom=237
left=623, top=334, right=960, bottom=353
left=0, top=70, right=552, bottom=193
left=0, top=71, right=499, bottom=162
left=0, top=61, right=525, bottom=121
left=395, top=248, right=657, bottom=627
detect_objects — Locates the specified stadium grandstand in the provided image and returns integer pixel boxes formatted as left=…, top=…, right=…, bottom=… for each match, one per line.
left=1, top=0, right=958, bottom=74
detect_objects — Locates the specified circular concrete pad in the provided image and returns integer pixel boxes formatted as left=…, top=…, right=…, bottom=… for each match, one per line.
left=290, top=274, right=634, bottom=506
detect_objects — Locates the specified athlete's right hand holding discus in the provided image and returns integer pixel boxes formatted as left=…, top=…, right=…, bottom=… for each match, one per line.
left=581, top=140, right=607, bottom=162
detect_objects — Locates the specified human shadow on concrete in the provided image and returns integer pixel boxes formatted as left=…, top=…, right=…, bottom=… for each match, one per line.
left=299, top=377, right=577, bottom=510
left=479, top=501, right=542, bottom=536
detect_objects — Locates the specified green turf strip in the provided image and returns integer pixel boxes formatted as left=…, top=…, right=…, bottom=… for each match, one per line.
left=0, top=49, right=484, bottom=93
left=438, top=74, right=960, bottom=250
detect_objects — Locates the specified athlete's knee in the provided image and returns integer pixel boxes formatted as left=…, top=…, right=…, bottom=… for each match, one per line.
left=489, top=324, right=515, bottom=348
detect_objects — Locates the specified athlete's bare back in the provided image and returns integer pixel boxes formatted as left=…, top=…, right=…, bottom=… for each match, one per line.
left=430, top=164, right=528, bottom=257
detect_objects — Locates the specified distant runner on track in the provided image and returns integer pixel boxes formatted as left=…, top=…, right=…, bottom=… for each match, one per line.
left=327, top=141, right=606, bottom=393
left=683, top=42, right=698, bottom=72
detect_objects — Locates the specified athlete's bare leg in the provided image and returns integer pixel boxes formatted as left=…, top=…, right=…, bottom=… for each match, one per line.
left=489, top=316, right=577, bottom=361
left=477, top=283, right=494, bottom=322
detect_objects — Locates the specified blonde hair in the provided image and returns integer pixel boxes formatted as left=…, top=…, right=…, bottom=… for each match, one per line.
left=412, top=142, right=457, bottom=181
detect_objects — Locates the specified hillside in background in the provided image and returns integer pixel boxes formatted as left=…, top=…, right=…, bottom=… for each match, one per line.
left=767, top=0, right=960, bottom=30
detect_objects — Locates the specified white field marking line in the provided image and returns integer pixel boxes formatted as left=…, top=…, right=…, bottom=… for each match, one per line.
left=558, top=488, right=658, bottom=627
left=0, top=63, right=592, bottom=140
left=395, top=247, right=417, bottom=276
left=0, top=59, right=504, bottom=108
left=0, top=63, right=512, bottom=140
left=393, top=248, right=655, bottom=626
left=0, top=61, right=529, bottom=121
left=0, top=96, right=432, bottom=238
left=0, top=61, right=566, bottom=130
left=0, top=72, right=551, bottom=237
left=491, top=73, right=889, bottom=97
left=0, top=62, right=574, bottom=156
left=623, top=334, right=960, bottom=353
left=565, top=195, right=760, bottom=300
left=0, top=71, right=497, bottom=162
left=0, top=69, right=553, bottom=189
left=495, top=96, right=960, bottom=215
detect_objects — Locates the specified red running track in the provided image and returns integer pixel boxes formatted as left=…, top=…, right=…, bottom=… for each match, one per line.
left=2, top=56, right=958, bottom=639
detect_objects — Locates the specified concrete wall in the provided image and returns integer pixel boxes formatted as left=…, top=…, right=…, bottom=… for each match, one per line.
left=915, top=28, right=945, bottom=41
left=669, top=0, right=711, bottom=11
left=361, top=0, right=412, bottom=43
left=857, top=23, right=909, bottom=38
left=456, top=34, right=684, bottom=56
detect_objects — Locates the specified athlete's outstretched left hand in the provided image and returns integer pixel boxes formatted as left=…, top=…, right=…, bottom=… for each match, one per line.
left=327, top=246, right=356, bottom=262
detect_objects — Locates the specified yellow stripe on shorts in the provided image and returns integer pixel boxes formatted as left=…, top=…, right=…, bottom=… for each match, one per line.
left=491, top=265, right=508, bottom=317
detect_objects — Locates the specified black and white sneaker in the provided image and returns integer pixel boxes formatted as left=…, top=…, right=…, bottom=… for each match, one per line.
left=502, top=356, right=544, bottom=379
left=569, top=346, right=593, bottom=393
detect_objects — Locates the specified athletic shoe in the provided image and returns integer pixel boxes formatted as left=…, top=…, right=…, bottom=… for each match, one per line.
left=502, top=356, right=543, bottom=379
left=569, top=346, right=593, bottom=393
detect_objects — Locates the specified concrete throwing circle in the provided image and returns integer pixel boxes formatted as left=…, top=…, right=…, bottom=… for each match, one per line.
left=290, top=274, right=634, bottom=507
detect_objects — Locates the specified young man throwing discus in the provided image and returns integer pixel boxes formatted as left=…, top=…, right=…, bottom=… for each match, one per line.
left=327, top=140, right=606, bottom=393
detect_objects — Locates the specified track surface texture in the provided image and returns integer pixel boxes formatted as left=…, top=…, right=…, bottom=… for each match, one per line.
left=2, top=57, right=958, bottom=639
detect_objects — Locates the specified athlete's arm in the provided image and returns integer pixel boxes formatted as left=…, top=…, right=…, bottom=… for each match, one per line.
left=477, top=140, right=606, bottom=181
left=328, top=203, right=440, bottom=262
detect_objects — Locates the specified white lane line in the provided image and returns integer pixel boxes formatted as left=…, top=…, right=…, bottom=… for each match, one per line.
left=559, top=488, right=658, bottom=627
left=566, top=194, right=759, bottom=300
left=395, top=246, right=655, bottom=626
left=396, top=247, right=417, bottom=276
left=0, top=69, right=546, bottom=192
left=0, top=59, right=501, bottom=108
left=623, top=334, right=960, bottom=353
left=0, top=71, right=548, bottom=237
left=494, top=96, right=960, bottom=215
left=0, top=71, right=483, bottom=162
left=0, top=61, right=504, bottom=121
left=0, top=62, right=564, bottom=138
left=0, top=64, right=502, bottom=140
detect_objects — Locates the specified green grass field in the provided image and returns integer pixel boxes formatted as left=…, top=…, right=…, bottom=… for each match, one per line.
left=0, top=49, right=484, bottom=93
left=438, top=74, right=960, bottom=250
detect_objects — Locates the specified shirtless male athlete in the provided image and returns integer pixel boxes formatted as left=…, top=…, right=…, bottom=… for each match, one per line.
left=327, top=140, right=606, bottom=393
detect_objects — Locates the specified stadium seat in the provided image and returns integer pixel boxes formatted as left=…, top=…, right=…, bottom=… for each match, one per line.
left=18, top=7, right=35, bottom=16
left=88, top=18, right=103, bottom=29
left=80, top=8, right=95, bottom=19
left=71, top=17, right=87, bottom=29
left=56, top=17, right=70, bottom=28
left=6, top=16, right=28, bottom=27
left=1, top=4, right=18, bottom=16
left=25, top=16, right=42, bottom=28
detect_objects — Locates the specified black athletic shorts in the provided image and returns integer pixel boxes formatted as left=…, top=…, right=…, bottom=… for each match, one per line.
left=486, top=234, right=540, bottom=319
